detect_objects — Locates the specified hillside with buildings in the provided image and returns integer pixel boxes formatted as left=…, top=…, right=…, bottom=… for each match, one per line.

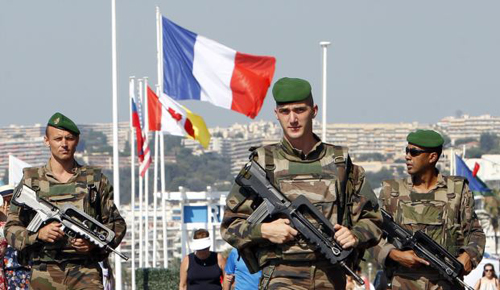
left=3, top=114, right=500, bottom=273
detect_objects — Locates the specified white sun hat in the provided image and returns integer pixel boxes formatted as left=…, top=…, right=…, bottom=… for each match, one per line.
left=191, top=237, right=211, bottom=251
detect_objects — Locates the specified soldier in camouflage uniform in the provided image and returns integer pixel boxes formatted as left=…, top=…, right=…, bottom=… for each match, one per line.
left=221, top=77, right=382, bottom=290
left=373, top=130, right=485, bottom=290
left=5, top=112, right=127, bottom=290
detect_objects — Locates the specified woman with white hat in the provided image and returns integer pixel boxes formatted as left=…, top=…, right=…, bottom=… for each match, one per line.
left=179, top=229, right=226, bottom=290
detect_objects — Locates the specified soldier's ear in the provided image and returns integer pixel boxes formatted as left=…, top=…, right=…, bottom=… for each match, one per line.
left=312, top=104, right=318, bottom=118
left=43, top=135, right=50, bottom=147
left=429, top=152, right=439, bottom=164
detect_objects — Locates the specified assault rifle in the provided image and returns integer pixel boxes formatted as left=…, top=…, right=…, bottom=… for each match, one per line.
left=12, top=184, right=129, bottom=261
left=236, top=160, right=364, bottom=285
left=381, top=209, right=472, bottom=290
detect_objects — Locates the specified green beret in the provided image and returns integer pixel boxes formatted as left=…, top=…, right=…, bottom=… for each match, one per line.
left=272, top=77, right=312, bottom=103
left=47, top=112, right=80, bottom=135
left=407, top=130, right=444, bottom=148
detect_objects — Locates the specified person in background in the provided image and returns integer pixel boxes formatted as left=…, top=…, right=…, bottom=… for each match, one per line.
left=0, top=185, right=11, bottom=290
left=222, top=247, right=261, bottom=290
left=0, top=184, right=30, bottom=290
left=474, top=263, right=500, bottom=290
left=179, top=229, right=226, bottom=290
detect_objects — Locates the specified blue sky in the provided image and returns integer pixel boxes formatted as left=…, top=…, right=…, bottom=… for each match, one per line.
left=1, top=0, right=499, bottom=127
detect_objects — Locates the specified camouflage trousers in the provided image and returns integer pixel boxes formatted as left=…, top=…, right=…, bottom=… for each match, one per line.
left=391, top=274, right=459, bottom=290
left=29, top=261, right=103, bottom=290
left=259, top=263, right=346, bottom=290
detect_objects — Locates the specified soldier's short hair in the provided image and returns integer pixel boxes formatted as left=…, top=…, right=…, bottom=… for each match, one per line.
left=193, top=229, right=209, bottom=239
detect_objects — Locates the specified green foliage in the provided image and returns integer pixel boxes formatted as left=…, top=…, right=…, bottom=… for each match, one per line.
left=79, top=129, right=113, bottom=154
left=465, top=133, right=500, bottom=158
left=120, top=140, right=131, bottom=157
left=480, top=133, right=499, bottom=152
left=136, top=267, right=180, bottom=290
left=1, top=173, right=7, bottom=185
left=455, top=137, right=477, bottom=146
left=355, top=153, right=385, bottom=162
left=165, top=150, right=232, bottom=191
left=164, top=135, right=183, bottom=150
left=111, top=144, right=232, bottom=203
left=365, top=168, right=396, bottom=189
left=441, top=133, right=452, bottom=147
left=484, top=191, right=500, bottom=254
left=466, top=147, right=483, bottom=158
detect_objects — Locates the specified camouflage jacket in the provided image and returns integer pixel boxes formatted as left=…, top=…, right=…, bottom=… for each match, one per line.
left=221, top=137, right=382, bottom=269
left=373, top=174, right=485, bottom=277
left=4, top=160, right=127, bottom=264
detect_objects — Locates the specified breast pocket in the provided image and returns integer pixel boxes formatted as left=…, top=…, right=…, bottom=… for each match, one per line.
left=399, top=200, right=446, bottom=245
left=278, top=177, right=338, bottom=220
left=277, top=177, right=338, bottom=258
left=47, top=194, right=85, bottom=211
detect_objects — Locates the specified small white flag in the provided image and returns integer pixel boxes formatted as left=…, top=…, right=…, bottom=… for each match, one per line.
left=8, top=154, right=31, bottom=186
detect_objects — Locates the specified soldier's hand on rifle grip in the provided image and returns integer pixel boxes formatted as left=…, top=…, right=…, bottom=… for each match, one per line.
left=333, top=224, right=358, bottom=249
left=37, top=222, right=65, bottom=243
left=388, top=249, right=430, bottom=268
left=261, top=218, right=298, bottom=244
left=457, top=251, right=472, bottom=275
left=70, top=238, right=96, bottom=253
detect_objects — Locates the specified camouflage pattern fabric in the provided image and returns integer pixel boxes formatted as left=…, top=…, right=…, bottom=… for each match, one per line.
left=221, top=136, right=382, bottom=288
left=259, top=263, right=346, bottom=290
left=30, top=262, right=103, bottom=290
left=391, top=274, right=455, bottom=290
left=372, top=174, right=486, bottom=290
left=4, top=160, right=126, bottom=287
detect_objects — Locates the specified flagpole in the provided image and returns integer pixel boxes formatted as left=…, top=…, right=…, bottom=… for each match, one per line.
left=156, top=6, right=168, bottom=269
left=153, top=127, right=159, bottom=267
left=138, top=78, right=144, bottom=268
left=144, top=76, right=150, bottom=268
left=129, top=77, right=136, bottom=290
left=160, top=133, right=167, bottom=269
left=320, top=41, right=331, bottom=142
left=110, top=0, right=122, bottom=287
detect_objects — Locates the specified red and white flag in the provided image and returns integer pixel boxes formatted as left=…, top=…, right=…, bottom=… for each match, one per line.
left=147, top=86, right=211, bottom=149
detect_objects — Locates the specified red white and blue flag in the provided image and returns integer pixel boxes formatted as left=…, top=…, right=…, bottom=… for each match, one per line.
left=161, top=16, right=276, bottom=119
left=130, top=83, right=152, bottom=177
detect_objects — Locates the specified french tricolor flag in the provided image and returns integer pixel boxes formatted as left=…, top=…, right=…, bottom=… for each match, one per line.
left=162, top=16, right=276, bottom=119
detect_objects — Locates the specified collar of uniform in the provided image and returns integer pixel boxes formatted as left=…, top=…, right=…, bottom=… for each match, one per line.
left=406, top=171, right=447, bottom=192
left=44, top=159, right=82, bottom=183
left=279, top=134, right=324, bottom=161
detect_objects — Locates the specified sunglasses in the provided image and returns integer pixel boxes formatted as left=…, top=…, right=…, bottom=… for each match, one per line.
left=405, top=147, right=433, bottom=157
left=485, top=269, right=494, bottom=272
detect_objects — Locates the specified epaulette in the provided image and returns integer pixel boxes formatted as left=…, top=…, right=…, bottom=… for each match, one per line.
left=383, top=179, right=400, bottom=197
left=446, top=175, right=466, bottom=195
left=22, top=167, right=40, bottom=177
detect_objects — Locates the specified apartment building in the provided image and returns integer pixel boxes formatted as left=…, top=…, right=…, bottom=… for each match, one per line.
left=118, top=189, right=229, bottom=269
left=437, top=114, right=500, bottom=142
left=0, top=137, right=50, bottom=179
